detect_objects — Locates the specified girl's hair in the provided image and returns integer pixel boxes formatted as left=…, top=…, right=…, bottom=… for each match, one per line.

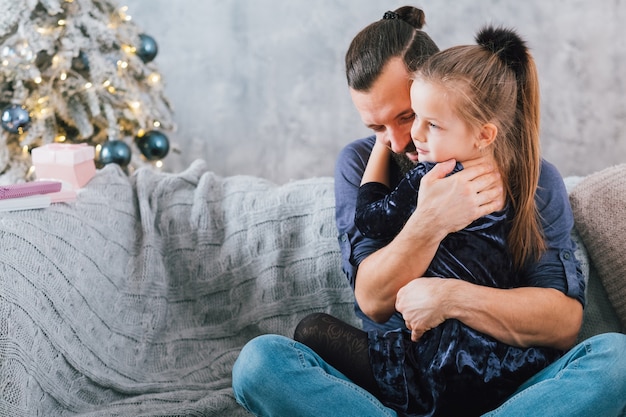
left=413, top=26, right=544, bottom=268
left=345, top=6, right=439, bottom=91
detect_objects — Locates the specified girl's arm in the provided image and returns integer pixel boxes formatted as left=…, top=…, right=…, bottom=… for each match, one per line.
left=361, top=140, right=391, bottom=187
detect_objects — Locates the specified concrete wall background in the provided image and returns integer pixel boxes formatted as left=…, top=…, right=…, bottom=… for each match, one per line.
left=124, top=0, right=626, bottom=183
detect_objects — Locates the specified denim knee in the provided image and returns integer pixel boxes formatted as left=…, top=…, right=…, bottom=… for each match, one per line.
left=595, top=332, right=626, bottom=376
left=233, top=335, right=272, bottom=393
left=232, top=334, right=291, bottom=405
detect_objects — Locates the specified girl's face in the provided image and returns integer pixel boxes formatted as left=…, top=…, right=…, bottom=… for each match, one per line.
left=409, top=79, right=481, bottom=164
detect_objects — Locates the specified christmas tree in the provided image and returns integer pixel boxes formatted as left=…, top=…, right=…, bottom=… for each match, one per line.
left=0, top=0, right=175, bottom=184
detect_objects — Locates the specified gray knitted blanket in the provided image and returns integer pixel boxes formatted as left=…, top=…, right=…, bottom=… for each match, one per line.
left=0, top=160, right=359, bottom=416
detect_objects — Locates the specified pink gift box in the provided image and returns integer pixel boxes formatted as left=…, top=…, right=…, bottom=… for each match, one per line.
left=31, top=143, right=96, bottom=189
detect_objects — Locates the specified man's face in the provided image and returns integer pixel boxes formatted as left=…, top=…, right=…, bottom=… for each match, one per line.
left=350, top=57, right=419, bottom=170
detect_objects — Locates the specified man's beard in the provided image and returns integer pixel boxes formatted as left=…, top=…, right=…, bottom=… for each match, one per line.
left=391, top=152, right=416, bottom=176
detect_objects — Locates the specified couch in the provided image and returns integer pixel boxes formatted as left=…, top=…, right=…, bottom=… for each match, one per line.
left=0, top=159, right=623, bottom=416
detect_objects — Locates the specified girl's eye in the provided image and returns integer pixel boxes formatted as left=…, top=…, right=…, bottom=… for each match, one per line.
left=429, top=122, right=439, bottom=129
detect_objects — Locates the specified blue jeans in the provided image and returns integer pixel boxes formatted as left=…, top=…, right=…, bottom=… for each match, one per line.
left=232, top=332, right=626, bottom=417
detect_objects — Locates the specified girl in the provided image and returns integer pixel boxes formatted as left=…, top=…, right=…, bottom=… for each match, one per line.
left=295, top=25, right=561, bottom=417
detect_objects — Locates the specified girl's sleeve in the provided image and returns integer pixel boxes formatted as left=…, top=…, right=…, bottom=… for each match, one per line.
left=355, top=173, right=422, bottom=239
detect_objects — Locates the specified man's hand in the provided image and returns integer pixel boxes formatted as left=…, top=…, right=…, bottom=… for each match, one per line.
left=395, top=278, right=450, bottom=341
left=415, top=158, right=505, bottom=236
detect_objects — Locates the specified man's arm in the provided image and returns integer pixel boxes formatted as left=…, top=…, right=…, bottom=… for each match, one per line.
left=395, top=159, right=585, bottom=350
left=354, top=159, right=505, bottom=322
left=396, top=279, right=582, bottom=350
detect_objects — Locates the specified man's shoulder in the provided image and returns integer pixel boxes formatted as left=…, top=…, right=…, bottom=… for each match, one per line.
left=538, top=159, right=564, bottom=187
left=536, top=158, right=574, bottom=231
left=537, top=159, right=567, bottom=204
left=335, top=136, right=376, bottom=183
left=337, top=136, right=375, bottom=164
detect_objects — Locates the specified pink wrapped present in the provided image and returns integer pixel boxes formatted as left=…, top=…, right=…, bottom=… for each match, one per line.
left=31, top=143, right=96, bottom=189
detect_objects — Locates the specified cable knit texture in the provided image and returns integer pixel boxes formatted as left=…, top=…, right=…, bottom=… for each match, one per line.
left=0, top=160, right=358, bottom=416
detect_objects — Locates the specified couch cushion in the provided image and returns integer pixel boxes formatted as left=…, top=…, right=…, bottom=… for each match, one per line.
left=569, top=164, right=626, bottom=330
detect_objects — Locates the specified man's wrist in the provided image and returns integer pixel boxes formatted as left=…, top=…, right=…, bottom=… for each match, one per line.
left=403, top=206, right=450, bottom=244
left=440, top=279, right=467, bottom=321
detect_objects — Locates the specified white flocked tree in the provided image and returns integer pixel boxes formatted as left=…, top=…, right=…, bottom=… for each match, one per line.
left=0, top=0, right=175, bottom=184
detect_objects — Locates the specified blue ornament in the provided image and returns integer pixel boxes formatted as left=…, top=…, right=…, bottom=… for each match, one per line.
left=136, top=130, right=169, bottom=160
left=1, top=104, right=31, bottom=134
left=99, top=140, right=132, bottom=167
left=72, top=50, right=90, bottom=72
left=137, top=34, right=158, bottom=63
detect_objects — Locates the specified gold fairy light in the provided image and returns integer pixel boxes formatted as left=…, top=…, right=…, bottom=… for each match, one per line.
left=118, top=6, right=132, bottom=22
left=148, top=72, right=161, bottom=85
left=36, top=26, right=52, bottom=35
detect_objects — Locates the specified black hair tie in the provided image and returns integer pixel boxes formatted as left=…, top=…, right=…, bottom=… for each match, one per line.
left=383, top=11, right=399, bottom=20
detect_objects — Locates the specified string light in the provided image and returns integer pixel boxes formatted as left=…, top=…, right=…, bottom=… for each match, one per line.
left=117, top=6, right=132, bottom=22
left=147, top=72, right=161, bottom=85
left=36, top=27, right=52, bottom=35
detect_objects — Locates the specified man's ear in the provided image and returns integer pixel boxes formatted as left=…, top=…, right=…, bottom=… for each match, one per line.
left=477, top=123, right=498, bottom=149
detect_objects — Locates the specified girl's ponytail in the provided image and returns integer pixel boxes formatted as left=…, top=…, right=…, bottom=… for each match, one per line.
left=476, top=26, right=544, bottom=267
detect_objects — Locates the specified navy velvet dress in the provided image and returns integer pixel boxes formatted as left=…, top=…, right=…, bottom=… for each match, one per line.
left=355, top=162, right=561, bottom=417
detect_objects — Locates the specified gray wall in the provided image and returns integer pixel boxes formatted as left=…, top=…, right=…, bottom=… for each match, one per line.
left=125, top=0, right=626, bottom=183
